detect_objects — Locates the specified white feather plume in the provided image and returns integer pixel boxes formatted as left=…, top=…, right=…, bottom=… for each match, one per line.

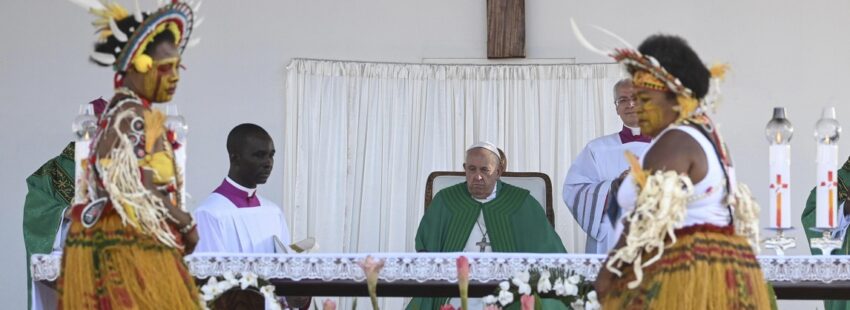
left=133, top=0, right=144, bottom=22
left=193, top=0, right=202, bottom=12
left=569, top=18, right=611, bottom=57
left=91, top=52, right=116, bottom=64
left=194, top=17, right=204, bottom=28
left=69, top=0, right=106, bottom=11
left=108, top=17, right=128, bottom=42
left=591, top=25, right=634, bottom=50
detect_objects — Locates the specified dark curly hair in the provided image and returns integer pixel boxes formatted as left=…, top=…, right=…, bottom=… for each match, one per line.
left=637, top=34, right=711, bottom=99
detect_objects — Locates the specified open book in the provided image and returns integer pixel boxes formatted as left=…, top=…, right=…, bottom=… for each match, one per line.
left=274, top=236, right=317, bottom=254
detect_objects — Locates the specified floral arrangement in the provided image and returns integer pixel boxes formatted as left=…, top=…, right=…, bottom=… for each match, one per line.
left=199, top=271, right=283, bottom=310
left=482, top=268, right=599, bottom=310
left=444, top=257, right=599, bottom=310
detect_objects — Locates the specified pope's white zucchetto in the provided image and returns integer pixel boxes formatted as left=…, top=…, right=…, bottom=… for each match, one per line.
left=466, top=141, right=501, bottom=160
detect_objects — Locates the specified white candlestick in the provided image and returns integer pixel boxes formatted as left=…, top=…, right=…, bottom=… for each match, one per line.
left=768, top=144, right=791, bottom=228
left=73, top=141, right=88, bottom=204
left=175, top=141, right=187, bottom=210
left=816, top=143, right=839, bottom=229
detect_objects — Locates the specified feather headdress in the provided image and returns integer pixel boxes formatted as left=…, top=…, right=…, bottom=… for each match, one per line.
left=70, top=0, right=201, bottom=72
left=569, top=18, right=727, bottom=114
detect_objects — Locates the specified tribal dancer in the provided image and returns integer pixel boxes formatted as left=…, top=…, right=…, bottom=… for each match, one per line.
left=59, top=1, right=202, bottom=308
left=571, top=21, right=775, bottom=309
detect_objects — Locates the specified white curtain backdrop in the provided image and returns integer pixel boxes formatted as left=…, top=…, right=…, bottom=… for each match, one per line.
left=282, top=58, right=623, bottom=307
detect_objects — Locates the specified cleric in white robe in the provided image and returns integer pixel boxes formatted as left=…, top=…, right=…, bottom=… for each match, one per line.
left=194, top=123, right=292, bottom=253
left=563, top=79, right=650, bottom=254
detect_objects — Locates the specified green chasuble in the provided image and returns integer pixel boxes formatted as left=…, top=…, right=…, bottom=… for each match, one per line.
left=802, top=156, right=850, bottom=310
left=23, top=143, right=75, bottom=310
left=407, top=181, right=567, bottom=310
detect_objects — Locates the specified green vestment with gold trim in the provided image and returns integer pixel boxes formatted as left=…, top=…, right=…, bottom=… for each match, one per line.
left=407, top=181, right=567, bottom=310
left=23, top=143, right=75, bottom=310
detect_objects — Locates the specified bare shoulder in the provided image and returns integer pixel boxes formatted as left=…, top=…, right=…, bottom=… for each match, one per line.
left=643, top=128, right=702, bottom=174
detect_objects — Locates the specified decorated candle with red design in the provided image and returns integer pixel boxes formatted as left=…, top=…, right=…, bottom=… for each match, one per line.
left=766, top=107, right=793, bottom=229
left=815, top=107, right=841, bottom=229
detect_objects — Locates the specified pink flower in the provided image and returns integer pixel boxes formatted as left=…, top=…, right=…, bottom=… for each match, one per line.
left=439, top=305, right=456, bottom=310
left=456, top=256, right=470, bottom=310
left=357, top=255, right=385, bottom=310
left=322, top=299, right=337, bottom=310
left=521, top=294, right=535, bottom=310
left=456, top=256, right=470, bottom=285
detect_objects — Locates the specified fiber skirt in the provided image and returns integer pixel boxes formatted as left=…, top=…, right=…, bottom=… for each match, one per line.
left=58, top=205, right=199, bottom=310
left=601, top=224, right=774, bottom=310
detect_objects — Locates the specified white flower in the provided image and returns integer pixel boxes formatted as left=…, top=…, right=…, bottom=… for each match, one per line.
left=512, top=270, right=530, bottom=284
left=553, top=277, right=566, bottom=296
left=563, top=281, right=579, bottom=296
left=517, top=283, right=532, bottom=295
left=585, top=300, right=601, bottom=310
left=204, top=276, right=219, bottom=290
left=201, top=291, right=215, bottom=302
left=260, top=284, right=276, bottom=298
left=499, top=281, right=511, bottom=291
left=586, top=291, right=598, bottom=303
left=537, top=270, right=552, bottom=294
left=570, top=301, right=585, bottom=310
left=201, top=278, right=224, bottom=301
left=223, top=271, right=239, bottom=286
left=240, top=272, right=259, bottom=290
left=498, top=290, right=514, bottom=306
left=216, top=279, right=234, bottom=293
left=585, top=291, right=601, bottom=310
left=567, top=275, right=581, bottom=285
left=482, top=295, right=498, bottom=305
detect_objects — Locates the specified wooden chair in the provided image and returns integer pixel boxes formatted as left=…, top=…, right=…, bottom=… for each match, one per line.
left=424, top=171, right=555, bottom=227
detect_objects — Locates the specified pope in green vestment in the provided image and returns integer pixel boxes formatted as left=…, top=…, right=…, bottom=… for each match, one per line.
left=23, top=143, right=75, bottom=310
left=802, top=155, right=850, bottom=310
left=407, top=180, right=567, bottom=310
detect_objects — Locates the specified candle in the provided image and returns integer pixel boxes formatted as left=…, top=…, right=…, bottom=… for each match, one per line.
left=72, top=104, right=97, bottom=204
left=765, top=107, right=793, bottom=229
left=814, top=107, right=841, bottom=229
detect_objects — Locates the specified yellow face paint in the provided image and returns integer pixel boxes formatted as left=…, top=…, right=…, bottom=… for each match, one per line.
left=636, top=94, right=668, bottom=137
left=139, top=56, right=181, bottom=103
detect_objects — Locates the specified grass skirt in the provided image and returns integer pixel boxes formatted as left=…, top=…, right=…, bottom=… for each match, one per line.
left=58, top=205, right=199, bottom=310
left=602, top=224, right=774, bottom=310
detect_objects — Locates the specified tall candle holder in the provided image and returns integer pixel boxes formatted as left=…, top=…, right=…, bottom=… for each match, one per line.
left=763, top=107, right=795, bottom=255
left=810, top=107, right=842, bottom=255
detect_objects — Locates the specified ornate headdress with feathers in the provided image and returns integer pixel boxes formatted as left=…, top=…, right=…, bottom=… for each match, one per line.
left=71, top=0, right=201, bottom=74
left=570, top=18, right=727, bottom=118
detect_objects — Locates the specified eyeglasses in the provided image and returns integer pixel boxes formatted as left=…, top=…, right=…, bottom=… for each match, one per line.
left=615, top=97, right=635, bottom=106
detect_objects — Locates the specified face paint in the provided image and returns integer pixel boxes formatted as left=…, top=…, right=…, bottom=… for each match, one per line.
left=635, top=93, right=671, bottom=137
left=139, top=56, right=181, bottom=103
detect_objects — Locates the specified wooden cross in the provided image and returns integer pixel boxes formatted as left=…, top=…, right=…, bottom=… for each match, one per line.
left=476, top=235, right=491, bottom=252
left=487, top=0, right=525, bottom=58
